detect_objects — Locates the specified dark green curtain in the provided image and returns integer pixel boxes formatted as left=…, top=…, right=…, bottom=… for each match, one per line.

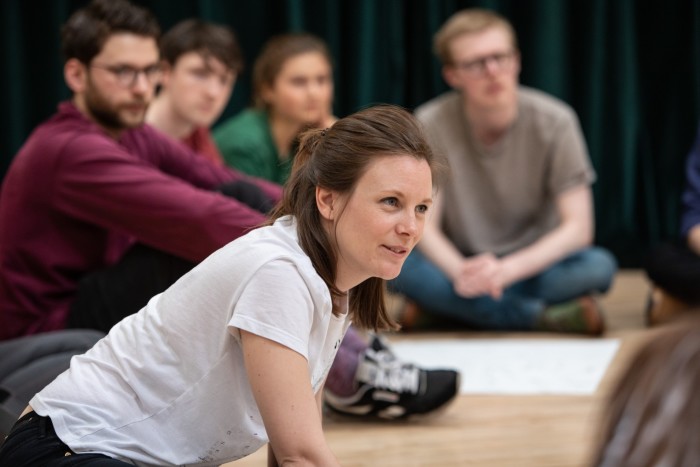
left=2, top=0, right=699, bottom=267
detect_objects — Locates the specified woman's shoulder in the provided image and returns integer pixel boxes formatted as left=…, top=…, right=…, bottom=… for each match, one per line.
left=214, top=109, right=270, bottom=140
left=214, top=218, right=313, bottom=274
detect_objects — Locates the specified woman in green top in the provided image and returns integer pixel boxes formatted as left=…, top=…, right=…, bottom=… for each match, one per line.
left=214, top=33, right=336, bottom=185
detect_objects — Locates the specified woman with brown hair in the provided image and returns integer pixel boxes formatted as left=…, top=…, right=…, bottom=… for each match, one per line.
left=215, top=33, right=460, bottom=421
left=0, top=105, right=455, bottom=467
left=592, top=317, right=700, bottom=466
left=214, top=32, right=335, bottom=185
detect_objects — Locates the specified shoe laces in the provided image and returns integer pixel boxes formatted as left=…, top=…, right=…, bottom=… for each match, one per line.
left=372, top=347, right=397, bottom=365
left=358, top=349, right=420, bottom=394
left=368, top=333, right=397, bottom=362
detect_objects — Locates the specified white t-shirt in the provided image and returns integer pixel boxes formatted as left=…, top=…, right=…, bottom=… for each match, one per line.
left=31, top=216, right=350, bottom=466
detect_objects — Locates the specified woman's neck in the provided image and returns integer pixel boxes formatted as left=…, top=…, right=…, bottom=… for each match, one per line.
left=268, top=112, right=305, bottom=159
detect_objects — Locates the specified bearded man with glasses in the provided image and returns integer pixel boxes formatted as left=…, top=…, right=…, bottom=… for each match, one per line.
left=391, top=8, right=617, bottom=335
left=0, top=0, right=281, bottom=341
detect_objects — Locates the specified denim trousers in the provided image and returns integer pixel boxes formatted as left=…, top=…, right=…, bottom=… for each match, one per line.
left=0, top=412, right=131, bottom=466
left=389, top=247, right=617, bottom=330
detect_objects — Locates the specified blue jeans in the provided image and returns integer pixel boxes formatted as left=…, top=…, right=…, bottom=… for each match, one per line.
left=389, top=247, right=617, bottom=330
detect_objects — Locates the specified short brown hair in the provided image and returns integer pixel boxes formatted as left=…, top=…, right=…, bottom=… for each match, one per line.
left=160, top=19, right=243, bottom=74
left=252, top=33, right=332, bottom=109
left=433, top=8, right=518, bottom=66
left=269, top=105, right=446, bottom=331
left=61, top=0, right=160, bottom=65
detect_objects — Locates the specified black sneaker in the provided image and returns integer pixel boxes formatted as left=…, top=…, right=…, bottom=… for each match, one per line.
left=324, top=346, right=460, bottom=420
left=367, top=333, right=396, bottom=359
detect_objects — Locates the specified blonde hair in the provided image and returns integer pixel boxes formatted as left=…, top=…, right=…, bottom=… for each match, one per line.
left=433, top=8, right=518, bottom=65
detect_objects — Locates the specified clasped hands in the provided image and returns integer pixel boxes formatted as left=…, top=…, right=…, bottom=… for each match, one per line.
left=452, top=252, right=511, bottom=300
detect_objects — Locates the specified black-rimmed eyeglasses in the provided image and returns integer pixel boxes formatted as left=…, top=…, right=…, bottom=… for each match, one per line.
left=453, top=51, right=516, bottom=77
left=90, top=63, right=162, bottom=87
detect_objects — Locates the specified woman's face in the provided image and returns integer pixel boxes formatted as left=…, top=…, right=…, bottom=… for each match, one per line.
left=320, top=155, right=433, bottom=292
left=263, top=51, right=333, bottom=126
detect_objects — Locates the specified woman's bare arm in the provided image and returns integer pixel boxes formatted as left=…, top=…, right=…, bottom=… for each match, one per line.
left=241, top=330, right=340, bottom=467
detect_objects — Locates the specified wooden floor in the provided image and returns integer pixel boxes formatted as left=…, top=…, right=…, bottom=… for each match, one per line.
left=228, top=270, right=657, bottom=467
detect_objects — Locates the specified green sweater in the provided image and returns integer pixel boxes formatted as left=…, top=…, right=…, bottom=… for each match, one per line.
left=213, top=109, right=292, bottom=185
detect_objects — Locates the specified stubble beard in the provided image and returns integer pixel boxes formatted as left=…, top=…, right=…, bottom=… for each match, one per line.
left=84, top=81, right=147, bottom=132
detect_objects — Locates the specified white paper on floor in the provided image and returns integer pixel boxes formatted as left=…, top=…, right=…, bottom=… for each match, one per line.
left=390, top=338, right=620, bottom=395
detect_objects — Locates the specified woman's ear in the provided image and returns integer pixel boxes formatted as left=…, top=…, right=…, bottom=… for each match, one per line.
left=316, top=186, right=336, bottom=221
left=260, top=83, right=275, bottom=107
left=64, top=58, right=87, bottom=94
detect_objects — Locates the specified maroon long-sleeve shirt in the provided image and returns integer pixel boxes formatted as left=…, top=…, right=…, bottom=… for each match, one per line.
left=0, top=101, right=281, bottom=340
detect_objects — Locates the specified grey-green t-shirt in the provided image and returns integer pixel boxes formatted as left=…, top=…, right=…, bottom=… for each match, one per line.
left=416, top=86, right=594, bottom=256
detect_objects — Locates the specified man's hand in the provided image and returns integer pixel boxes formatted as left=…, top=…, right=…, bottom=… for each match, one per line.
left=453, top=252, right=506, bottom=299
